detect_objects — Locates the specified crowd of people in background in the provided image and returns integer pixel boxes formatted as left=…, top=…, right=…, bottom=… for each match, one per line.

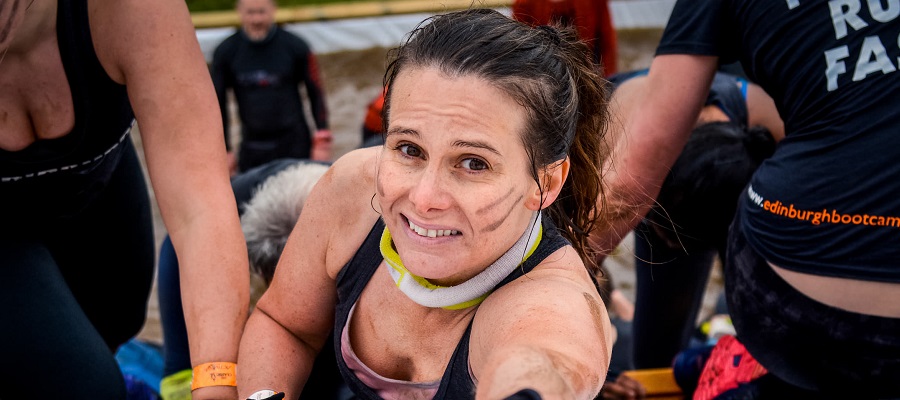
left=3, top=0, right=899, bottom=398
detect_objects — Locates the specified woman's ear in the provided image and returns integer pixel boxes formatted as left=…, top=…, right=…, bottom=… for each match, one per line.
left=526, top=157, right=570, bottom=211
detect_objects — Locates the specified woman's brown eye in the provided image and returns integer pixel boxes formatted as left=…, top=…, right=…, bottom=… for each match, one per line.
left=399, top=144, right=421, bottom=157
left=461, top=158, right=488, bottom=171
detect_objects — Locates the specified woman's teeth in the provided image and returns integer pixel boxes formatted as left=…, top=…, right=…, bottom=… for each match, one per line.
left=408, top=220, right=459, bottom=238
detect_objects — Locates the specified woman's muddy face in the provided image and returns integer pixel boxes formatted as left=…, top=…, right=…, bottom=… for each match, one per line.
left=376, top=67, right=540, bottom=286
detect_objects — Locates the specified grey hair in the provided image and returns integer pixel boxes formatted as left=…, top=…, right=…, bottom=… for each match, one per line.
left=241, top=162, right=329, bottom=282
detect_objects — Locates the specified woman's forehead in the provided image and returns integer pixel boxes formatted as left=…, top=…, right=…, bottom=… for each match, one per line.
left=388, top=68, right=526, bottom=137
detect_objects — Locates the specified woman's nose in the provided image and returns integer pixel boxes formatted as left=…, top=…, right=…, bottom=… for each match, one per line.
left=408, top=166, right=452, bottom=214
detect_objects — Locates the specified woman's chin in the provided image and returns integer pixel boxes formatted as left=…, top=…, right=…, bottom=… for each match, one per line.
left=399, top=256, right=464, bottom=285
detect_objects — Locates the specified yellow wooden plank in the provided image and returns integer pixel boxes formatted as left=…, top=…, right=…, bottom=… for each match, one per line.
left=621, top=368, right=684, bottom=397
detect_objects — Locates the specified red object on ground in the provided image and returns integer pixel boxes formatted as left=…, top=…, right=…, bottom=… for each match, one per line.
left=693, top=334, right=769, bottom=400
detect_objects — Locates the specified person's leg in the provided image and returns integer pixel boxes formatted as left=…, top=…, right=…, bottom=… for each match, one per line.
left=0, top=240, right=127, bottom=398
left=238, top=139, right=281, bottom=173
left=284, top=126, right=313, bottom=161
left=631, top=221, right=717, bottom=368
left=158, top=235, right=193, bottom=376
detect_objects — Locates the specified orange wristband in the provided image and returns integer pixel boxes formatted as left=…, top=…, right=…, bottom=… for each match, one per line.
left=191, top=362, right=237, bottom=391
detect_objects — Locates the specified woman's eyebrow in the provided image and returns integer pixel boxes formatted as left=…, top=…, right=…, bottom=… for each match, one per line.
left=386, top=127, right=419, bottom=138
left=386, top=127, right=502, bottom=156
left=452, top=140, right=502, bottom=156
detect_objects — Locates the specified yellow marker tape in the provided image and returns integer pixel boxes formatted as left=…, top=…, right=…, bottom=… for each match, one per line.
left=191, top=362, right=237, bottom=391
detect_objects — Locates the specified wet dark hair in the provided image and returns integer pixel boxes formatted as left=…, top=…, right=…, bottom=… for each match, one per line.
left=381, top=8, right=610, bottom=275
left=645, top=121, right=776, bottom=255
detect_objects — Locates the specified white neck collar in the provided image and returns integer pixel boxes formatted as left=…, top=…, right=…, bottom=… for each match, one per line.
left=380, top=212, right=542, bottom=310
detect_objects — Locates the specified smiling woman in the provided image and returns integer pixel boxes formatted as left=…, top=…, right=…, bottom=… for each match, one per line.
left=237, top=8, right=614, bottom=400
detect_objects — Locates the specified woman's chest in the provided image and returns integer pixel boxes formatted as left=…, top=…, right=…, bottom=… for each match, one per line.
left=347, top=269, right=475, bottom=383
left=0, top=48, right=74, bottom=151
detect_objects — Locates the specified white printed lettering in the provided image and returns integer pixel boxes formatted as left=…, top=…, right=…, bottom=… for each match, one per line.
left=830, top=0, right=869, bottom=39
left=853, top=35, right=897, bottom=81
left=825, top=46, right=851, bottom=91
left=868, top=0, right=900, bottom=22
left=748, top=185, right=765, bottom=206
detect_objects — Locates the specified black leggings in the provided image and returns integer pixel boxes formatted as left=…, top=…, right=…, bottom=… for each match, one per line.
left=632, top=221, right=718, bottom=369
left=726, top=211, right=900, bottom=397
left=0, top=142, right=155, bottom=398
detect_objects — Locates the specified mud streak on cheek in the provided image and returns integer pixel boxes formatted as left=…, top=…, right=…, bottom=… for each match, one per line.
left=477, top=186, right=515, bottom=216
left=480, top=190, right=524, bottom=233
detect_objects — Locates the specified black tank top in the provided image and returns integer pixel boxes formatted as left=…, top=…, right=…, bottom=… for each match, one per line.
left=1, top=0, right=135, bottom=220
left=333, top=215, right=570, bottom=399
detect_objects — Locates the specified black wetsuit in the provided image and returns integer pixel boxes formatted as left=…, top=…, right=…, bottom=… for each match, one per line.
left=211, top=27, right=329, bottom=172
left=0, top=0, right=153, bottom=397
left=333, top=215, right=568, bottom=399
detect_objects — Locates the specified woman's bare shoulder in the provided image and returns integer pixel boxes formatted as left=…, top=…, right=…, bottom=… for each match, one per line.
left=307, top=147, right=379, bottom=226
left=469, top=247, right=612, bottom=393
left=326, top=147, right=380, bottom=197
left=475, top=245, right=609, bottom=339
left=307, top=147, right=383, bottom=275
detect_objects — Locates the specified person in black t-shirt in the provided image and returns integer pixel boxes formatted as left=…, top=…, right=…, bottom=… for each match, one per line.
left=592, top=0, right=900, bottom=396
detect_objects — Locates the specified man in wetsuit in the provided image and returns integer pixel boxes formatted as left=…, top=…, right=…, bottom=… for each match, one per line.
left=211, top=0, right=331, bottom=173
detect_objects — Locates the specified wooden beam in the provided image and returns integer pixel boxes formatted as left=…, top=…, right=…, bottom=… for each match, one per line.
left=191, top=0, right=513, bottom=29
left=620, top=368, right=684, bottom=399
